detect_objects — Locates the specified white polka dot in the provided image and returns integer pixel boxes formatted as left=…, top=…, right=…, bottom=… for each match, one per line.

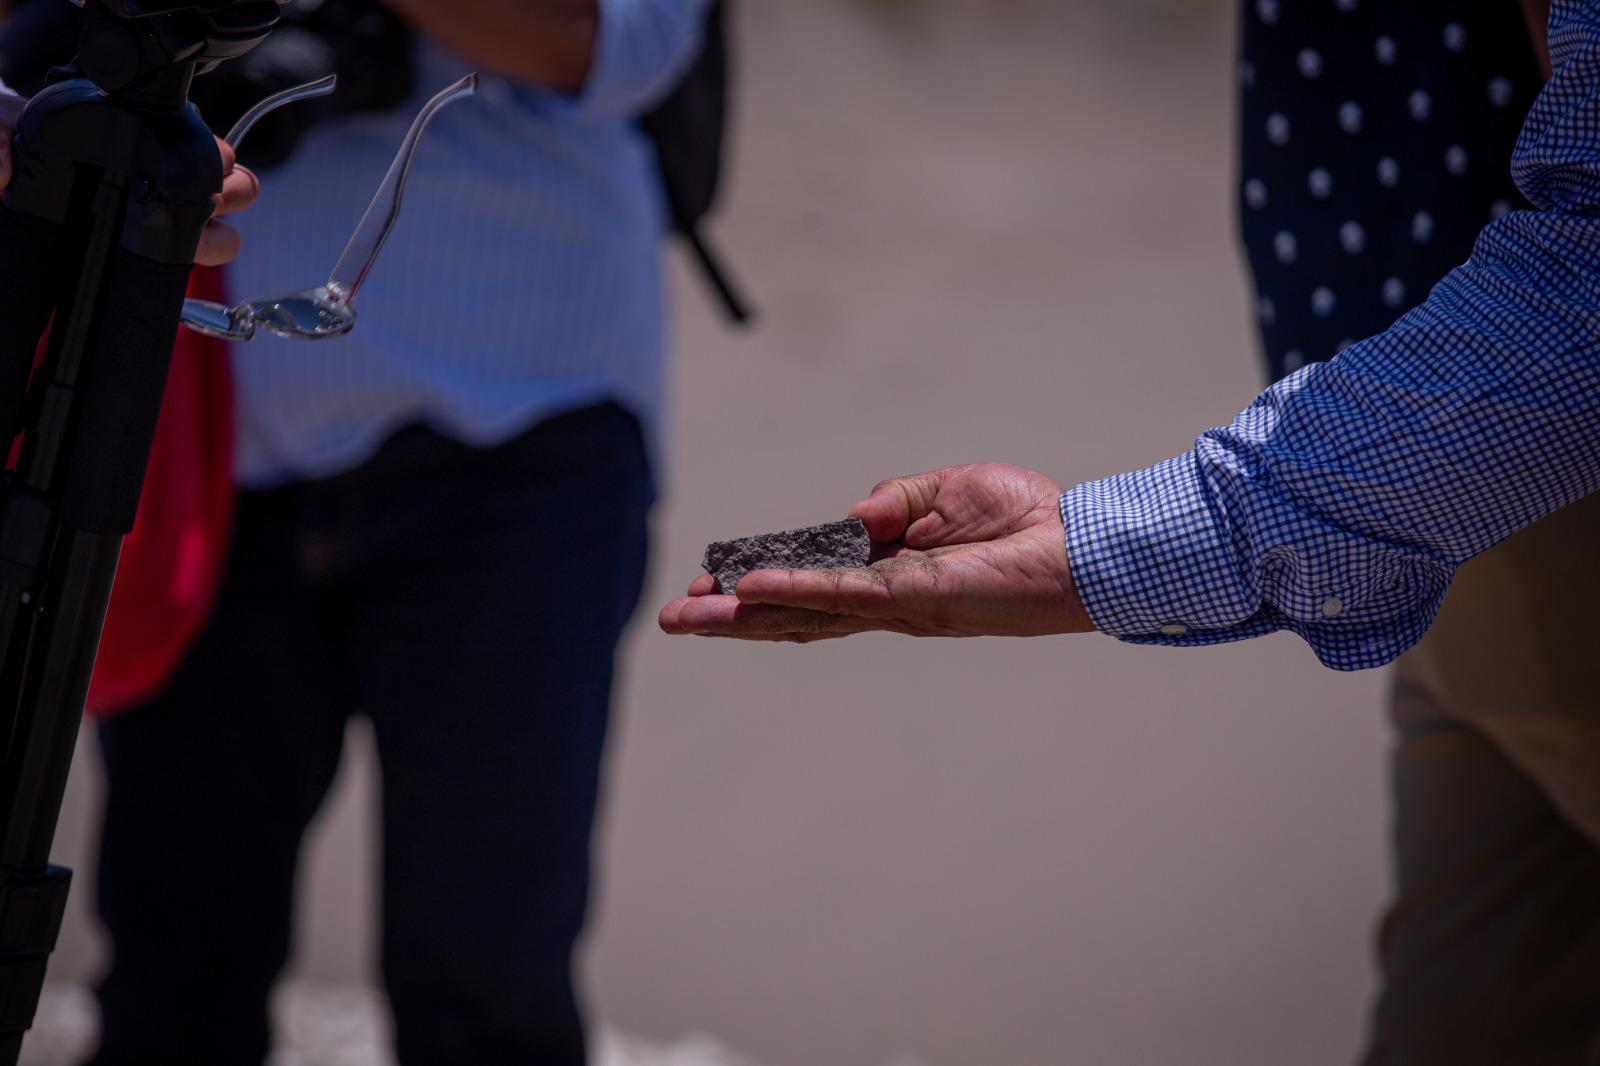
left=1307, top=168, right=1333, bottom=198
left=1377, top=157, right=1401, bottom=186
left=1266, top=113, right=1291, bottom=145
left=1334, top=0, right=1357, bottom=10
left=1490, top=199, right=1513, bottom=219
left=1375, top=36, right=1398, bottom=65
left=1244, top=178, right=1268, bottom=209
left=1335, top=338, right=1356, bottom=354
left=1259, top=296, right=1276, bottom=325
left=1239, top=61, right=1256, bottom=89
left=1338, top=101, right=1363, bottom=134
left=1311, top=287, right=1337, bottom=317
left=1488, top=76, right=1514, bottom=108
left=1273, top=231, right=1298, bottom=264
left=1339, top=220, right=1366, bottom=254
left=1443, top=22, right=1467, bottom=52
left=1412, top=210, right=1434, bottom=242
left=1382, top=277, right=1406, bottom=307
left=1257, top=0, right=1279, bottom=24
left=1283, top=349, right=1305, bottom=371
left=1298, top=48, right=1324, bottom=79
left=1445, top=145, right=1469, bottom=175
left=1409, top=89, right=1431, bottom=121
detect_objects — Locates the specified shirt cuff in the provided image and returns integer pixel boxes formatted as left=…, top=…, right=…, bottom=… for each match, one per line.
left=1063, top=453, right=1258, bottom=638
left=1062, top=451, right=1451, bottom=671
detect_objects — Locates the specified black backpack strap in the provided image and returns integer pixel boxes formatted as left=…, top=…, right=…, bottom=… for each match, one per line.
left=641, top=0, right=754, bottom=326
left=681, top=223, right=753, bottom=326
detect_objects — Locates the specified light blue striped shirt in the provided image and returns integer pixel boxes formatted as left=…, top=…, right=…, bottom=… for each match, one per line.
left=226, top=0, right=707, bottom=488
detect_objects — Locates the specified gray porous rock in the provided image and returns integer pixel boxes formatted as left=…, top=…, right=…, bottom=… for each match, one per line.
left=702, top=517, right=872, bottom=595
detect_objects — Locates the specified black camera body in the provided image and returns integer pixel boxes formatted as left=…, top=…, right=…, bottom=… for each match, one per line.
left=192, top=0, right=413, bottom=166
left=1, top=0, right=413, bottom=168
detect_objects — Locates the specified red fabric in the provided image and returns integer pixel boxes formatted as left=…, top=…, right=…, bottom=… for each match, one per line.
left=85, top=267, right=235, bottom=717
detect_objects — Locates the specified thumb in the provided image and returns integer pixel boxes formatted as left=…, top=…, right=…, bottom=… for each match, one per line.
left=849, top=470, right=947, bottom=543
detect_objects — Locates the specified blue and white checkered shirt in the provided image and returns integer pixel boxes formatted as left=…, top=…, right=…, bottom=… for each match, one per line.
left=226, top=0, right=706, bottom=488
left=1062, top=0, right=1600, bottom=671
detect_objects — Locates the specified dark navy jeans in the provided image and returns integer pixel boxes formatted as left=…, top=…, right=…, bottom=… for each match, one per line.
left=87, top=403, right=652, bottom=1066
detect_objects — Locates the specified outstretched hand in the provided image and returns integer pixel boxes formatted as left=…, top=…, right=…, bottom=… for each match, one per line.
left=659, top=464, right=1095, bottom=642
left=0, top=92, right=257, bottom=267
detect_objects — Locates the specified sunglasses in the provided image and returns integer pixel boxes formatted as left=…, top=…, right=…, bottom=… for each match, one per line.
left=182, top=71, right=479, bottom=342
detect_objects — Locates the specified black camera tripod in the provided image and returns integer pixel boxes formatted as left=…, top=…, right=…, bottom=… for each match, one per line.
left=0, top=1, right=283, bottom=1059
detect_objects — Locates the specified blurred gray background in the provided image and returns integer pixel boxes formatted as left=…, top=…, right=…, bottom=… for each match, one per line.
left=44, top=1, right=1392, bottom=1064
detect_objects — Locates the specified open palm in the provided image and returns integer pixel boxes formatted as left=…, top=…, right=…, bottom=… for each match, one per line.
left=659, top=464, right=1093, bottom=641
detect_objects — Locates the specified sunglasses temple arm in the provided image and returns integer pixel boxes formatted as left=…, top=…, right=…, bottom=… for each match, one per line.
left=223, top=74, right=339, bottom=152
left=324, top=73, right=480, bottom=305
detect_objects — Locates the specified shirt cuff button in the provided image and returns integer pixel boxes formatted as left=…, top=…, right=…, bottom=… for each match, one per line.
left=1159, top=623, right=1189, bottom=637
left=1320, top=596, right=1344, bottom=618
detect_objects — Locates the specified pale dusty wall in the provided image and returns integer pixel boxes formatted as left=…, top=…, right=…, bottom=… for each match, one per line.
left=47, top=3, right=1392, bottom=1064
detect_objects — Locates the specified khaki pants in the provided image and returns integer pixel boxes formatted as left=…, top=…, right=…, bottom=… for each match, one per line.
left=1362, top=493, right=1600, bottom=1066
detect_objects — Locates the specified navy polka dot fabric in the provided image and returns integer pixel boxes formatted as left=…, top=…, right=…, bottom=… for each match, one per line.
left=1239, top=1, right=1543, bottom=380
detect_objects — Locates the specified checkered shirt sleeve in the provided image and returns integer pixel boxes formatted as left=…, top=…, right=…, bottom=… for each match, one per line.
left=1062, top=0, right=1600, bottom=671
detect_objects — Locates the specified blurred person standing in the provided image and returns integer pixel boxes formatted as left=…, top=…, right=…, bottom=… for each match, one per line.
left=85, top=3, right=710, bottom=1065
left=1238, top=4, right=1600, bottom=1063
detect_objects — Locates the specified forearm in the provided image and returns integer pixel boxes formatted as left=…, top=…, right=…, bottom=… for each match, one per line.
left=388, top=0, right=707, bottom=116
left=1066, top=0, right=1600, bottom=670
left=381, top=0, right=599, bottom=93
left=1067, top=215, right=1600, bottom=669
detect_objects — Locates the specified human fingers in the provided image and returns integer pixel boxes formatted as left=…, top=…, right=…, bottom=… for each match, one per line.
left=848, top=470, right=950, bottom=543
left=687, top=572, right=719, bottom=596
left=692, top=631, right=853, bottom=644
left=734, top=559, right=937, bottom=620
left=660, top=593, right=749, bottom=633
left=214, top=156, right=259, bottom=217
left=659, top=593, right=878, bottom=638
left=195, top=219, right=242, bottom=267
left=900, top=464, right=1065, bottom=548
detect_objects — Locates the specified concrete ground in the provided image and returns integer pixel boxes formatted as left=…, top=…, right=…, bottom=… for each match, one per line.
left=38, top=2, right=1392, bottom=1064
left=20, top=984, right=768, bottom=1066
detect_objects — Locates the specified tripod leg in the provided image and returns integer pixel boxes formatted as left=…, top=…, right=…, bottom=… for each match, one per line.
left=0, top=5, right=288, bottom=1060
left=0, top=208, right=59, bottom=454
left=0, top=140, right=192, bottom=1066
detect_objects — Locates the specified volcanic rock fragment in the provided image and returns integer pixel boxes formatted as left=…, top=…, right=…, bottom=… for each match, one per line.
left=702, top=517, right=872, bottom=595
